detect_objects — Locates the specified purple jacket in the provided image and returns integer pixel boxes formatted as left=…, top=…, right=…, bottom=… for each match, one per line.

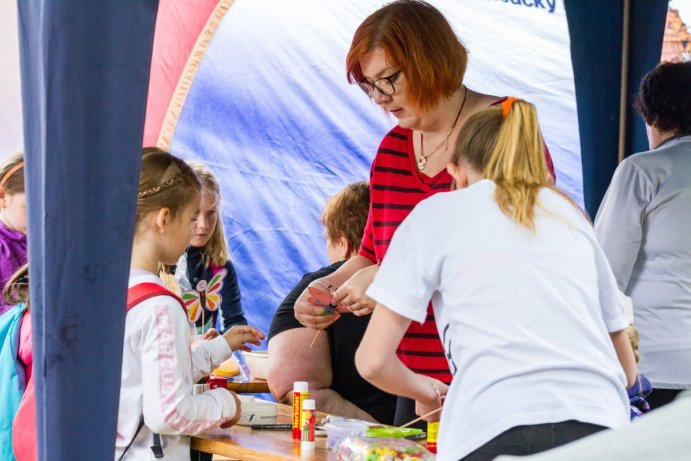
left=0, top=221, right=27, bottom=315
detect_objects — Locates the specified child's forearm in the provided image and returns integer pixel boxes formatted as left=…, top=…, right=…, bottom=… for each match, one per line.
left=191, top=335, right=234, bottom=381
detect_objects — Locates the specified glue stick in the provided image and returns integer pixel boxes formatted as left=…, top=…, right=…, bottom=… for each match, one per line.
left=426, top=421, right=439, bottom=454
left=292, top=381, right=308, bottom=439
left=300, top=399, right=316, bottom=452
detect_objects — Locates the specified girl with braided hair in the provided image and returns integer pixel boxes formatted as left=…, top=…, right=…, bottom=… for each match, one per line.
left=116, top=148, right=264, bottom=461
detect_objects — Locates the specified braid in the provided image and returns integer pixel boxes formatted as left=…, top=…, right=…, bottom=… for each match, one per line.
left=138, top=174, right=183, bottom=198
left=136, top=149, right=200, bottom=223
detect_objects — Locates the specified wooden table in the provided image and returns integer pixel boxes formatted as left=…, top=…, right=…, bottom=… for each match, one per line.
left=227, top=379, right=271, bottom=394
left=192, top=404, right=331, bottom=461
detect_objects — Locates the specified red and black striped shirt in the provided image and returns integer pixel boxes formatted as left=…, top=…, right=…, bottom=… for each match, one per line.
left=361, top=125, right=455, bottom=383
left=361, top=119, right=556, bottom=384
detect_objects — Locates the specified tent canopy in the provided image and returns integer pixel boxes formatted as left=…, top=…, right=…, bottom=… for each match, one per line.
left=17, top=1, right=667, bottom=458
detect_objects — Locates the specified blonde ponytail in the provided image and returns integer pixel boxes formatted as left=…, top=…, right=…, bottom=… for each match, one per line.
left=484, top=100, right=547, bottom=231
left=454, top=99, right=550, bottom=231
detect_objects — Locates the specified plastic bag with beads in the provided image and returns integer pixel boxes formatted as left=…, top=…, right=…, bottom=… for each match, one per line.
left=336, top=436, right=435, bottom=461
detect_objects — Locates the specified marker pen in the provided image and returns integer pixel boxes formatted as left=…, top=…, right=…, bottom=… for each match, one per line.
left=250, top=424, right=293, bottom=430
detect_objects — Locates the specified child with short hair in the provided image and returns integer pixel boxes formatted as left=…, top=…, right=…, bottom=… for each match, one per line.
left=117, top=148, right=264, bottom=460
left=0, top=152, right=27, bottom=316
left=174, top=162, right=246, bottom=337
left=356, top=99, right=637, bottom=461
left=267, top=181, right=397, bottom=424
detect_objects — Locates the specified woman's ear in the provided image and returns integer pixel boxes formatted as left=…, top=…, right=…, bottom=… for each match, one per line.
left=154, top=207, right=172, bottom=235
left=446, top=162, right=469, bottom=190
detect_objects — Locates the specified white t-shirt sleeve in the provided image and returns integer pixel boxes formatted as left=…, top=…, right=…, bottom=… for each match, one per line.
left=592, top=234, right=630, bottom=333
left=138, top=296, right=237, bottom=435
left=594, top=160, right=650, bottom=291
left=366, top=205, right=439, bottom=324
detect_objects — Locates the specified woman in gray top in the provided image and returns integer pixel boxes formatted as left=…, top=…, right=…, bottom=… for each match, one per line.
left=595, top=61, right=691, bottom=409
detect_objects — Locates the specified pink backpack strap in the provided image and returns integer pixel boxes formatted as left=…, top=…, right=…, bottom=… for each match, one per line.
left=210, top=260, right=223, bottom=276
left=126, top=282, right=184, bottom=313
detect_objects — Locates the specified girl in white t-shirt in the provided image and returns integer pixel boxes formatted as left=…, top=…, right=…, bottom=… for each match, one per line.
left=355, top=99, right=637, bottom=461
left=116, top=148, right=264, bottom=461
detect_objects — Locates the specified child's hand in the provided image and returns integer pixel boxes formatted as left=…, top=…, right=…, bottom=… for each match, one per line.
left=201, top=328, right=219, bottom=340
left=220, top=391, right=242, bottom=428
left=415, top=377, right=448, bottom=423
left=222, top=325, right=265, bottom=352
left=333, top=265, right=378, bottom=316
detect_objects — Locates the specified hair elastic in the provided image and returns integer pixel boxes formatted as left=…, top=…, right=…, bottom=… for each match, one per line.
left=0, top=162, right=24, bottom=190
left=501, top=97, right=519, bottom=118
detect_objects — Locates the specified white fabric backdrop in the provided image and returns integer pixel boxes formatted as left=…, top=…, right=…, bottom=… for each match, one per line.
left=0, top=0, right=23, bottom=156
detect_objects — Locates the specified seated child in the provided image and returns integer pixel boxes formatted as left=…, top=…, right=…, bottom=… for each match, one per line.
left=267, top=181, right=396, bottom=424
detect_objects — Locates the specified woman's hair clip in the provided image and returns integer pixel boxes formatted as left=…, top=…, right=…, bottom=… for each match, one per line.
left=501, top=97, right=519, bottom=118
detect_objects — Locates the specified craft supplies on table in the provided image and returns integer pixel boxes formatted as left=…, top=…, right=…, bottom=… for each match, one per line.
left=300, top=399, right=317, bottom=452
left=292, top=381, right=309, bottom=440
left=335, top=437, right=435, bottom=461
left=237, top=395, right=278, bottom=426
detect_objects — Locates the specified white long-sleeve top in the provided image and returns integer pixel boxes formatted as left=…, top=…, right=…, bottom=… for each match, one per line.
left=115, top=270, right=238, bottom=460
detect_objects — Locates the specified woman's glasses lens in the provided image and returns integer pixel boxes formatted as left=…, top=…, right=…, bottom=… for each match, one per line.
left=358, top=81, right=375, bottom=97
left=358, top=73, right=397, bottom=98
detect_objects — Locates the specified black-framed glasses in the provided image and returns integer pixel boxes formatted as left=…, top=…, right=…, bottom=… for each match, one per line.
left=357, top=71, right=402, bottom=98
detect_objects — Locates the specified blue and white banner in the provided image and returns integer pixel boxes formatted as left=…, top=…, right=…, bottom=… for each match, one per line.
left=1, top=0, right=580, bottom=336
left=168, top=0, right=580, bottom=334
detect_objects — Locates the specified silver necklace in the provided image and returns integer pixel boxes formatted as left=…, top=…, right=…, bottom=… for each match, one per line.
left=418, top=86, right=468, bottom=171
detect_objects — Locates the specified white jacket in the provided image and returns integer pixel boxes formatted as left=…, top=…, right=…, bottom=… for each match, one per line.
left=115, top=270, right=237, bottom=460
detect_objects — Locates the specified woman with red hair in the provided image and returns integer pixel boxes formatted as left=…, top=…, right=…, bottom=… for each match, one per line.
left=294, top=0, right=555, bottom=426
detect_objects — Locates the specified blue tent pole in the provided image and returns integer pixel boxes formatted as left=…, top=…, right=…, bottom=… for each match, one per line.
left=17, top=1, right=159, bottom=459
left=625, top=1, right=668, bottom=155
left=565, top=0, right=667, bottom=217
